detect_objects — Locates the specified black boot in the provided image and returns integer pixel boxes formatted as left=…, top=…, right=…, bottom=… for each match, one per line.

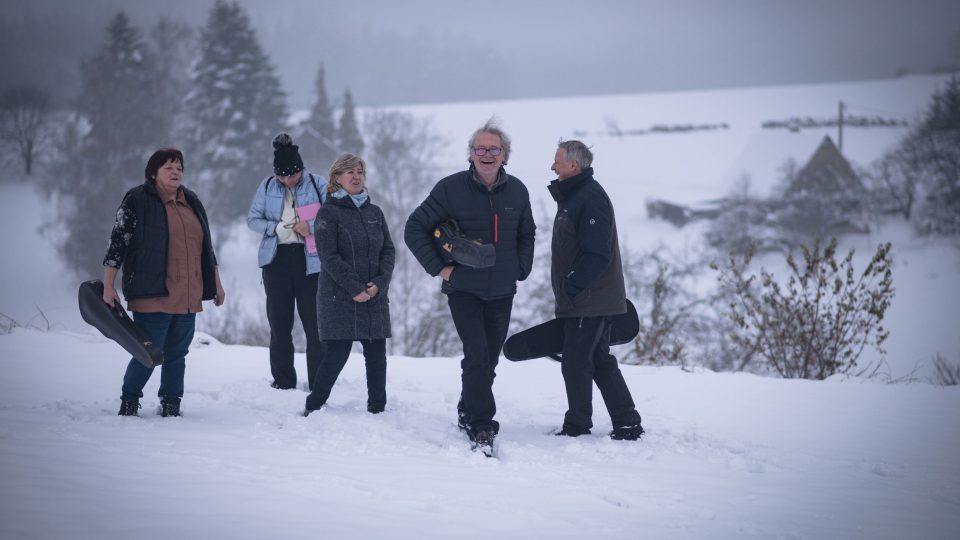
left=610, top=423, right=644, bottom=441
left=160, top=399, right=181, bottom=418
left=118, top=399, right=141, bottom=416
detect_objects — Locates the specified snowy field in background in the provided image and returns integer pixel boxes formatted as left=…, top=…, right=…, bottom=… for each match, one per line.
left=0, top=329, right=958, bottom=539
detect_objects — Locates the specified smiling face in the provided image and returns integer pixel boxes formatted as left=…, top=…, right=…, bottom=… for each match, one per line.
left=551, top=148, right=580, bottom=181
left=469, top=131, right=504, bottom=185
left=338, top=164, right=365, bottom=195
left=154, top=159, right=183, bottom=195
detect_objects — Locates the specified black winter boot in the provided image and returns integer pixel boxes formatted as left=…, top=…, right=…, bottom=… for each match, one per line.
left=554, top=426, right=591, bottom=437
left=118, top=399, right=141, bottom=416
left=160, top=399, right=181, bottom=418
left=610, top=424, right=644, bottom=441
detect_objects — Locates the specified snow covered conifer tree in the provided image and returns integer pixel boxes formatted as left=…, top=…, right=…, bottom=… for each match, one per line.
left=337, top=88, right=364, bottom=156
left=184, top=0, right=287, bottom=233
left=297, top=64, right=339, bottom=174
left=43, top=12, right=162, bottom=278
left=148, top=17, right=195, bottom=145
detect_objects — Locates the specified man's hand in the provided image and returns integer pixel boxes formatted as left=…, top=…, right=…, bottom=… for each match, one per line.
left=365, top=282, right=378, bottom=298
left=439, top=265, right=454, bottom=281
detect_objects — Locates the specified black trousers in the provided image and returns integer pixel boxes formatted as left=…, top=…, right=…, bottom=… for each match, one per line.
left=305, top=339, right=387, bottom=411
left=447, top=291, right=514, bottom=434
left=560, top=315, right=641, bottom=433
left=263, top=244, right=323, bottom=390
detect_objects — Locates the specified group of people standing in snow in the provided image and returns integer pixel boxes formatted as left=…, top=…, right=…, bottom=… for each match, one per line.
left=101, top=120, right=644, bottom=445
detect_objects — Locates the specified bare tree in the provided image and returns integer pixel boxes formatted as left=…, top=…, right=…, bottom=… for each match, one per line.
left=0, top=84, right=53, bottom=176
left=363, top=109, right=460, bottom=356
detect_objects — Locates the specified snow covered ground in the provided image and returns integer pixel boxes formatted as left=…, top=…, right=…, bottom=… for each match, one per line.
left=1, top=75, right=960, bottom=538
left=1, top=328, right=958, bottom=539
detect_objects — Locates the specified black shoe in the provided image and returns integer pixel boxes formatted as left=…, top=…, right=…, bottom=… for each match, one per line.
left=271, top=381, right=295, bottom=390
left=610, top=424, right=644, bottom=441
left=473, top=428, right=495, bottom=444
left=367, top=403, right=385, bottom=414
left=470, top=428, right=496, bottom=457
left=160, top=399, right=181, bottom=418
left=118, top=399, right=141, bottom=416
left=554, top=426, right=591, bottom=437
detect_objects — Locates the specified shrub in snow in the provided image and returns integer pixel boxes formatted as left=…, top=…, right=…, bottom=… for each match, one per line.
left=713, top=238, right=894, bottom=380
left=931, top=353, right=960, bottom=386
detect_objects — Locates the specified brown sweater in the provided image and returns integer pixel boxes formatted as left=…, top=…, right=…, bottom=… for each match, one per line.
left=128, top=189, right=205, bottom=314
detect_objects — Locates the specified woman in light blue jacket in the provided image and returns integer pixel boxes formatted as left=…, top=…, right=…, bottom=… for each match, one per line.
left=247, top=133, right=326, bottom=391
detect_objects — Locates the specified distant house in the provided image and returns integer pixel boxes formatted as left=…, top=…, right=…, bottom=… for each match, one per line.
left=647, top=135, right=869, bottom=246
left=778, top=135, right=869, bottom=237
left=784, top=135, right=864, bottom=197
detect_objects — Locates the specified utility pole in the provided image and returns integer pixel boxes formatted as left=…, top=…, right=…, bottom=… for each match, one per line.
left=838, top=100, right=845, bottom=153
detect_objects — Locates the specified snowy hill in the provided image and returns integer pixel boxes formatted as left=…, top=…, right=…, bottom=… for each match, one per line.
left=1, top=75, right=960, bottom=538
left=1, top=328, right=958, bottom=539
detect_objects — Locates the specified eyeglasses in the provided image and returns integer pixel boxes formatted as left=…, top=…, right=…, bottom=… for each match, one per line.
left=473, top=146, right=502, bottom=157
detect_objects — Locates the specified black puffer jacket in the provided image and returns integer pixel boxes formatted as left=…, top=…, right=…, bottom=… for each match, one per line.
left=548, top=168, right=626, bottom=317
left=314, top=193, right=395, bottom=340
left=405, top=167, right=536, bottom=300
left=103, top=181, right=218, bottom=300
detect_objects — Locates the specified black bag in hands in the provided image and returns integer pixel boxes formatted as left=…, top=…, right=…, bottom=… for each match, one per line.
left=78, top=280, right=164, bottom=368
left=433, top=219, right=496, bottom=269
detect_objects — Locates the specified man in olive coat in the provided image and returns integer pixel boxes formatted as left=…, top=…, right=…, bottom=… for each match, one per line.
left=548, top=140, right=643, bottom=441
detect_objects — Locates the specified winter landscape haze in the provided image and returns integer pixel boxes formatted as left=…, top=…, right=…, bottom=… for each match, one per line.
left=1, top=70, right=959, bottom=539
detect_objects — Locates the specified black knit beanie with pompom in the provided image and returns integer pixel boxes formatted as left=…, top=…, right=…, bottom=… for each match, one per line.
left=273, top=133, right=304, bottom=176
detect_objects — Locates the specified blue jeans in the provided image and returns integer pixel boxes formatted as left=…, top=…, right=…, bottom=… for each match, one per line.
left=120, top=312, right=196, bottom=402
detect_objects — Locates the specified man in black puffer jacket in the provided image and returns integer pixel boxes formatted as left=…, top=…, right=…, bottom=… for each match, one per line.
left=548, top=140, right=643, bottom=441
left=405, top=120, right=536, bottom=448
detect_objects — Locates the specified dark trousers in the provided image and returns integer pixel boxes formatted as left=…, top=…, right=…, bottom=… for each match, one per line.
left=121, top=312, right=196, bottom=402
left=560, top=315, right=641, bottom=433
left=263, top=244, right=323, bottom=390
left=305, top=339, right=387, bottom=411
left=448, top=292, right=514, bottom=434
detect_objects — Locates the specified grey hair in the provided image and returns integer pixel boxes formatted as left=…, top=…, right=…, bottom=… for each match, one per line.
left=326, top=153, right=367, bottom=193
left=557, top=139, right=593, bottom=169
left=467, top=118, right=511, bottom=165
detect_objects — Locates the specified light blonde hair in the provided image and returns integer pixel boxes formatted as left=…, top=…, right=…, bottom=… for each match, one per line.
left=326, top=153, right=367, bottom=193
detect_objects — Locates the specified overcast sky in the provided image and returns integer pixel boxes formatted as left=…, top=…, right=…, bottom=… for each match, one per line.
left=2, top=0, right=958, bottom=109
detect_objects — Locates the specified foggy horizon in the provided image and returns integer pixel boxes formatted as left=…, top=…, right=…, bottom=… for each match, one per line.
left=1, top=0, right=958, bottom=109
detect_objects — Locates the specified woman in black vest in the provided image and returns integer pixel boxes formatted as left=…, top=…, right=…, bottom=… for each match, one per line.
left=304, top=154, right=395, bottom=415
left=103, top=148, right=225, bottom=417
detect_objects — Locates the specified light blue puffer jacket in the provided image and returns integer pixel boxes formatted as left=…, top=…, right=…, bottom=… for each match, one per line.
left=246, top=172, right=326, bottom=275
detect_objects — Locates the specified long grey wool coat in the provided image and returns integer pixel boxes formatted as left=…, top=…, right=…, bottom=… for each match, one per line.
left=314, top=193, right=395, bottom=340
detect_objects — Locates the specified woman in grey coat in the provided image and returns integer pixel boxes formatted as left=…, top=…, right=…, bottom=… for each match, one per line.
left=304, top=154, right=395, bottom=415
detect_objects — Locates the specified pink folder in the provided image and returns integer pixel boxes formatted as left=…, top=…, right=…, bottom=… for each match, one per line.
left=296, top=202, right=322, bottom=253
